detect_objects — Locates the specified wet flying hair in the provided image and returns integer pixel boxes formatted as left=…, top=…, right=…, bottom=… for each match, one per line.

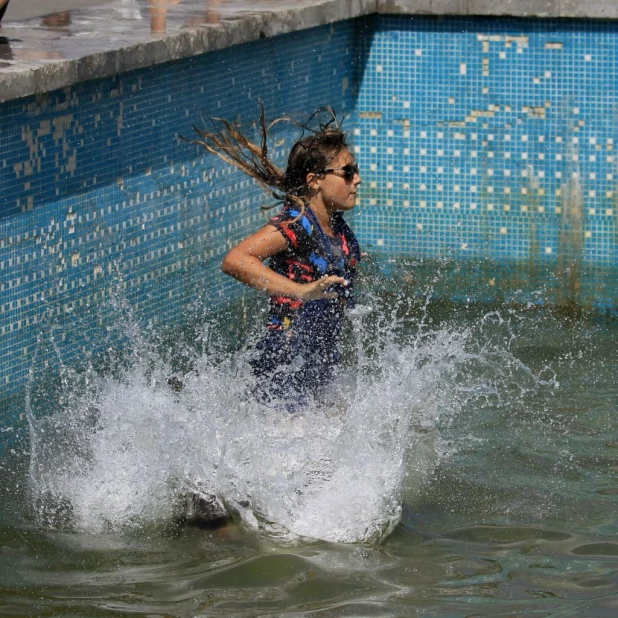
left=183, top=105, right=348, bottom=215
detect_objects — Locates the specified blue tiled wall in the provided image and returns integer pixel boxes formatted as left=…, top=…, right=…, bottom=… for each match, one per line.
left=351, top=16, right=618, bottom=308
left=2, top=14, right=618, bottom=443
left=0, top=21, right=359, bottom=442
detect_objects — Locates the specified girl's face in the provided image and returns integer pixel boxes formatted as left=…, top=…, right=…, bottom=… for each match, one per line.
left=313, top=148, right=361, bottom=213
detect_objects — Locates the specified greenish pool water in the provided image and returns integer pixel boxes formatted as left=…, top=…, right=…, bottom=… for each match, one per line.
left=1, top=285, right=617, bottom=617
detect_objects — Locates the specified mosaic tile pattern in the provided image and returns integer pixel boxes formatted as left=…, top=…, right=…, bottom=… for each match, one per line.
left=3, top=14, right=618, bottom=444
left=351, top=16, right=618, bottom=309
left=0, top=21, right=359, bottom=442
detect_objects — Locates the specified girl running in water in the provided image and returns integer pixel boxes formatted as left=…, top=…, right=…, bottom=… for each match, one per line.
left=190, top=109, right=362, bottom=410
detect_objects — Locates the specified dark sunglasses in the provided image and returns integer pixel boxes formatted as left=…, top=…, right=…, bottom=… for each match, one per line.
left=322, top=163, right=360, bottom=183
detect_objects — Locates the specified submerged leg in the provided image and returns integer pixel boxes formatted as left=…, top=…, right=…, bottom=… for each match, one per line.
left=179, top=490, right=230, bottom=529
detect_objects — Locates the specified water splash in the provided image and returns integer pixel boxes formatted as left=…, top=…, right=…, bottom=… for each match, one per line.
left=26, top=294, right=551, bottom=544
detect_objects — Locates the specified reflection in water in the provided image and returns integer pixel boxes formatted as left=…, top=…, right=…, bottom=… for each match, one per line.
left=185, top=0, right=225, bottom=27
left=0, top=0, right=231, bottom=66
left=1, top=0, right=228, bottom=42
left=205, top=0, right=224, bottom=24
left=0, top=40, right=11, bottom=61
left=149, top=0, right=184, bottom=34
left=41, top=12, right=72, bottom=29
left=16, top=49, right=64, bottom=60
left=149, top=0, right=226, bottom=34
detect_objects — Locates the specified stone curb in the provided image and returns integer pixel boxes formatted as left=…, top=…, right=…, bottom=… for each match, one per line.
left=378, top=0, right=618, bottom=18
left=0, top=0, right=616, bottom=104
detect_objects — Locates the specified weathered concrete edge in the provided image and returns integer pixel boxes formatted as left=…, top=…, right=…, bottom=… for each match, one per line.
left=377, top=0, right=618, bottom=19
left=2, top=0, right=618, bottom=104
left=0, top=0, right=378, bottom=104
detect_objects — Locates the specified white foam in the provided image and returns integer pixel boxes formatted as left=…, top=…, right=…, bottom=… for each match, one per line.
left=27, top=306, right=542, bottom=544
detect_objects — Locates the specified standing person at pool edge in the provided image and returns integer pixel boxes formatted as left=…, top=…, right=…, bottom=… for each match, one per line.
left=188, top=109, right=362, bottom=411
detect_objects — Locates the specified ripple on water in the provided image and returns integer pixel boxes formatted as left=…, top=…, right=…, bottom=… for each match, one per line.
left=5, top=298, right=618, bottom=616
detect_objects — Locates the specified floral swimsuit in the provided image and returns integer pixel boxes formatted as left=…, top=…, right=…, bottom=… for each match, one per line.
left=251, top=203, right=361, bottom=409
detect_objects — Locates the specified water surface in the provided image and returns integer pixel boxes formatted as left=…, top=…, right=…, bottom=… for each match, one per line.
left=1, top=288, right=617, bottom=617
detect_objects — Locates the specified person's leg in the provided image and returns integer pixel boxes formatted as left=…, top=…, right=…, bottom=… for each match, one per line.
left=0, top=0, right=10, bottom=24
left=0, top=0, right=10, bottom=48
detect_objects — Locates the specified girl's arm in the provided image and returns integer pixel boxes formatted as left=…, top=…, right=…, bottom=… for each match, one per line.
left=222, top=224, right=348, bottom=301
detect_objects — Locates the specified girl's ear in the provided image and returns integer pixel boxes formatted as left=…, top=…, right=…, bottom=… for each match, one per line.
left=306, top=171, right=321, bottom=190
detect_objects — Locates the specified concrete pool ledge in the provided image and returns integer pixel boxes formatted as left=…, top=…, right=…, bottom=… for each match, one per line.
left=0, top=0, right=377, bottom=104
left=380, top=0, right=618, bottom=19
left=1, top=0, right=617, bottom=104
